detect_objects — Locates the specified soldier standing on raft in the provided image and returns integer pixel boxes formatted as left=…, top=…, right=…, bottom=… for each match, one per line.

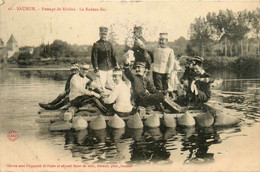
left=150, top=33, right=176, bottom=93
left=125, top=26, right=153, bottom=69
left=91, top=26, right=118, bottom=90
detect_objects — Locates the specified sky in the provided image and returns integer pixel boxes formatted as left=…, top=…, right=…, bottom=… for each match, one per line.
left=0, top=0, right=259, bottom=47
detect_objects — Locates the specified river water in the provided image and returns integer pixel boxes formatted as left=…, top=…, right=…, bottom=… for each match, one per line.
left=0, top=68, right=259, bottom=171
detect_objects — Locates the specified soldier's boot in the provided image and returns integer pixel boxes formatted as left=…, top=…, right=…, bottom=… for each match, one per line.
left=163, top=96, right=188, bottom=113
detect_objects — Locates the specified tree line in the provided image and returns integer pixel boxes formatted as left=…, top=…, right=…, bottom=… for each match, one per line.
left=188, top=8, right=260, bottom=57
left=15, top=8, right=260, bottom=64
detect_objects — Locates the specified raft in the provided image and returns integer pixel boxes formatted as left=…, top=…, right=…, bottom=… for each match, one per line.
left=36, top=101, right=243, bottom=131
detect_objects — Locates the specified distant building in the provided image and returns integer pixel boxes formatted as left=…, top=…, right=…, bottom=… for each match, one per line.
left=19, top=46, right=34, bottom=54
left=6, top=34, right=19, bottom=58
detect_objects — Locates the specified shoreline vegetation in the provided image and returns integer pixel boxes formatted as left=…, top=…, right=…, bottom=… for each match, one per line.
left=4, top=54, right=259, bottom=79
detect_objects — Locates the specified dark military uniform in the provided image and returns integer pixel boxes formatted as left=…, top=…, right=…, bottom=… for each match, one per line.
left=91, top=39, right=117, bottom=72
left=192, top=72, right=214, bottom=103
left=132, top=36, right=153, bottom=69
left=179, top=70, right=214, bottom=105
left=123, top=64, right=164, bottom=107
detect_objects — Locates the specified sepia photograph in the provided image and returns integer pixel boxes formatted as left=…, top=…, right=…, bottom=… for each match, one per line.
left=0, top=0, right=260, bottom=171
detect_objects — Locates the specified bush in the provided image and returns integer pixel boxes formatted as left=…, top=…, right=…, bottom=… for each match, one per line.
left=203, top=56, right=238, bottom=72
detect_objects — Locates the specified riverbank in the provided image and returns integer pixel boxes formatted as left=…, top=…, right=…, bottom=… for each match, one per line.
left=2, top=55, right=259, bottom=79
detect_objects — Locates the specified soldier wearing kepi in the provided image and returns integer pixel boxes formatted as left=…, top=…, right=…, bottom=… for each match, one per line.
left=178, top=56, right=214, bottom=105
left=151, top=33, right=175, bottom=92
left=39, top=63, right=79, bottom=110
left=91, top=26, right=117, bottom=90
left=123, top=57, right=186, bottom=113
left=126, top=26, right=153, bottom=69
left=69, top=64, right=103, bottom=108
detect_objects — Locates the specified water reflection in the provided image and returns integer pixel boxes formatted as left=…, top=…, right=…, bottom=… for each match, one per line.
left=61, top=126, right=224, bottom=165
left=181, top=127, right=220, bottom=164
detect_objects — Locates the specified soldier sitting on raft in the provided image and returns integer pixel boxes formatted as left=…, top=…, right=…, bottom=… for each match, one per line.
left=68, top=64, right=106, bottom=111
left=39, top=63, right=80, bottom=110
left=178, top=56, right=214, bottom=106
left=123, top=56, right=187, bottom=113
left=101, top=68, right=133, bottom=117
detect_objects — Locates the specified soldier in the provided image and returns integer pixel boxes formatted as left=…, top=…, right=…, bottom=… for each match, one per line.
left=179, top=56, right=214, bottom=105
left=125, top=26, right=153, bottom=69
left=123, top=57, right=186, bottom=113
left=39, top=63, right=79, bottom=110
left=190, top=58, right=215, bottom=104
left=102, top=68, right=133, bottom=116
left=69, top=64, right=103, bottom=108
left=151, top=33, right=176, bottom=92
left=91, top=26, right=117, bottom=90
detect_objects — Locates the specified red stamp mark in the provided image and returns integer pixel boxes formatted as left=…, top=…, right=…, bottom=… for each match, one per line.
left=7, top=130, right=19, bottom=142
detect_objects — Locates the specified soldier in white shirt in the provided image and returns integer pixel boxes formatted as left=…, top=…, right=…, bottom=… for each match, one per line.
left=102, top=69, right=133, bottom=116
left=151, top=33, right=175, bottom=92
left=69, top=64, right=102, bottom=108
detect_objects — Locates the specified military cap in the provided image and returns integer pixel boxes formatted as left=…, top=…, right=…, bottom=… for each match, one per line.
left=192, top=56, right=204, bottom=62
left=133, top=26, right=142, bottom=33
left=112, top=68, right=123, bottom=76
left=70, top=63, right=79, bottom=71
left=134, top=61, right=146, bottom=68
left=99, top=26, right=108, bottom=34
left=159, top=33, right=168, bottom=39
left=80, top=63, right=90, bottom=69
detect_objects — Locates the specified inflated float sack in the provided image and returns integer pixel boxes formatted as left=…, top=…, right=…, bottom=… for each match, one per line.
left=214, top=113, right=240, bottom=127
left=145, top=113, right=160, bottom=128
left=72, top=116, right=88, bottom=130
left=195, top=112, right=214, bottom=128
left=63, top=107, right=77, bottom=121
left=162, top=113, right=177, bottom=128
left=108, top=114, right=125, bottom=129
left=89, top=115, right=106, bottom=130
left=49, top=121, right=73, bottom=131
left=127, top=113, right=143, bottom=129
left=177, top=111, right=195, bottom=127
left=64, top=112, right=73, bottom=121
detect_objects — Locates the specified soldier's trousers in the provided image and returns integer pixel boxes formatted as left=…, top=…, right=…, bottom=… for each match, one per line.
left=136, top=92, right=165, bottom=107
left=152, top=72, right=168, bottom=91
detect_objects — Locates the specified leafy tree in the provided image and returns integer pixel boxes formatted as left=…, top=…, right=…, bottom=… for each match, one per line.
left=172, top=36, right=188, bottom=56
left=248, top=8, right=260, bottom=56
left=186, top=44, right=196, bottom=56
left=189, top=17, right=213, bottom=56
left=18, top=52, right=32, bottom=61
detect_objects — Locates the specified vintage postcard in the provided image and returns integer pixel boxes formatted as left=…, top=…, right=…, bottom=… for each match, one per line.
left=0, top=0, right=260, bottom=171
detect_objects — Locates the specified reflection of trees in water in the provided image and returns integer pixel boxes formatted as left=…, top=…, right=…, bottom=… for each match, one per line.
left=180, top=127, right=221, bottom=164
